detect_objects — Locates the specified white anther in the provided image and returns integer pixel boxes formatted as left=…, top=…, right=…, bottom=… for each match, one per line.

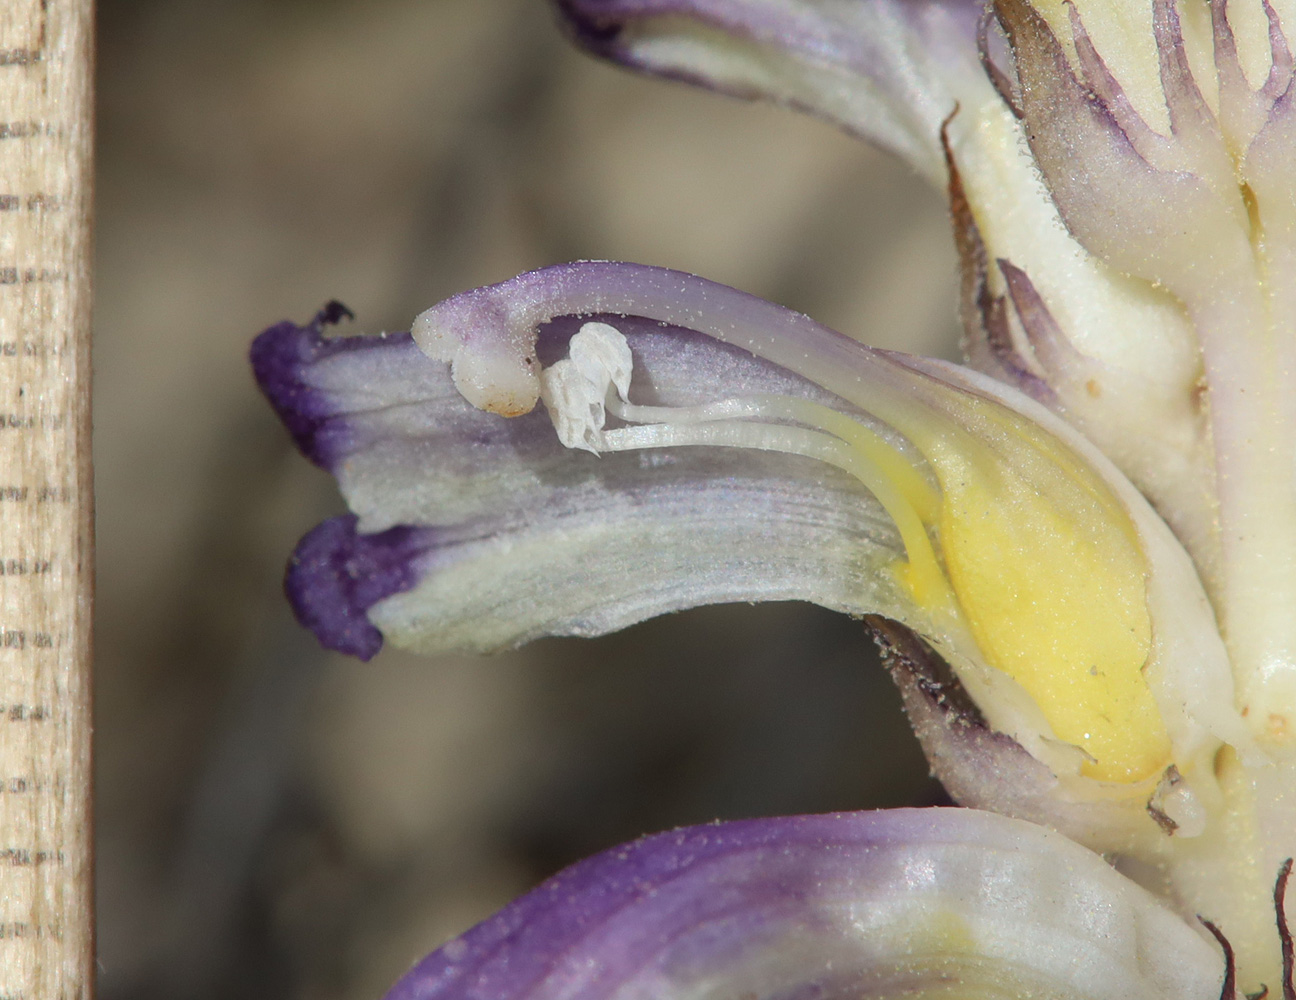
left=569, top=322, right=633, bottom=402
left=539, top=322, right=634, bottom=454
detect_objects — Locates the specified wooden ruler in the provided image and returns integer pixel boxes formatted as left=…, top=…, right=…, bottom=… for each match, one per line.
left=0, top=2, right=94, bottom=999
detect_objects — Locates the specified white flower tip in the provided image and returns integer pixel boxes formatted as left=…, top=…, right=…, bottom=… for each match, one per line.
left=411, top=300, right=541, bottom=417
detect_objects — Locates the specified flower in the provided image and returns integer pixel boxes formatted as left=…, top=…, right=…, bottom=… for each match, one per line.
left=251, top=0, right=1296, bottom=995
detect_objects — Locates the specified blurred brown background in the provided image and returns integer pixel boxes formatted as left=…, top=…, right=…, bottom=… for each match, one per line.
left=94, top=2, right=961, bottom=998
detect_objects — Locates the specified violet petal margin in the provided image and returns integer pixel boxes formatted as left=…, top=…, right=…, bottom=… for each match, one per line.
left=552, top=0, right=991, bottom=183
left=249, top=299, right=362, bottom=468
left=252, top=305, right=445, bottom=660
left=383, top=808, right=1225, bottom=1000
left=284, top=516, right=432, bottom=661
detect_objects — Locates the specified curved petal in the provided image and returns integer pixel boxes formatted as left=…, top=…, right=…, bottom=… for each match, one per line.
left=252, top=304, right=912, bottom=660
left=552, top=0, right=991, bottom=183
left=405, top=263, right=1249, bottom=774
left=382, top=808, right=1226, bottom=1000
left=255, top=263, right=1250, bottom=788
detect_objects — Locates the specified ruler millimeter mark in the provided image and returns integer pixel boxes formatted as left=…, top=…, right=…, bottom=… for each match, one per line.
left=0, top=2, right=93, bottom=999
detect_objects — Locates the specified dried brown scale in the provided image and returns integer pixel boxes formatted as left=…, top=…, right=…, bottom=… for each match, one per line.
left=1276, top=858, right=1294, bottom=1000
left=941, top=117, right=1044, bottom=395
left=1202, top=918, right=1238, bottom=1000
left=865, top=615, right=988, bottom=729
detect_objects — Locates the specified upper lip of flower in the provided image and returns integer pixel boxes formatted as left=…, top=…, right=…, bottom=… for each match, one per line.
left=251, top=0, right=1296, bottom=994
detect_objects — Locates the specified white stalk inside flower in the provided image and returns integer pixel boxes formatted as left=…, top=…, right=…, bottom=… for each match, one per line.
left=539, top=321, right=1173, bottom=786
left=540, top=322, right=950, bottom=608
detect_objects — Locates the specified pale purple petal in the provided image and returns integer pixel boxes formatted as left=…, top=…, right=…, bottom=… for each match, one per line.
left=384, top=808, right=1225, bottom=1000
left=412, top=261, right=980, bottom=419
left=552, top=0, right=992, bottom=182
left=1211, top=0, right=1293, bottom=152
left=252, top=299, right=911, bottom=658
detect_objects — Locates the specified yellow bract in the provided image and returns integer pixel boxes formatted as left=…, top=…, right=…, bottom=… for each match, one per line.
left=913, top=400, right=1171, bottom=782
left=941, top=462, right=1168, bottom=781
left=882, top=386, right=1171, bottom=783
